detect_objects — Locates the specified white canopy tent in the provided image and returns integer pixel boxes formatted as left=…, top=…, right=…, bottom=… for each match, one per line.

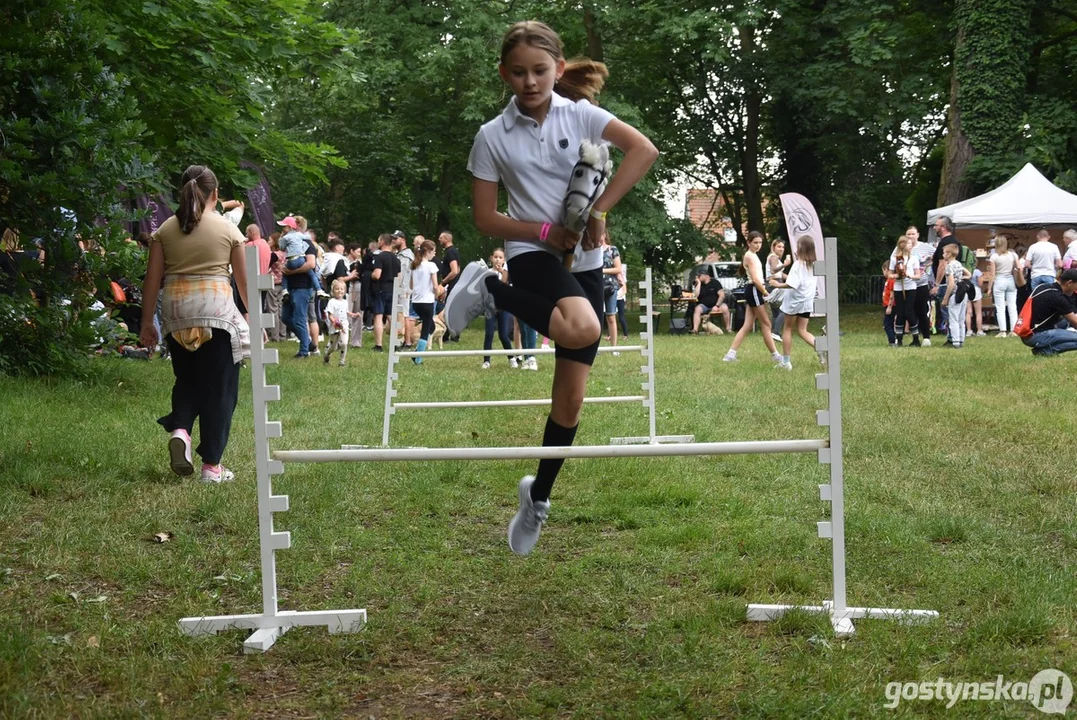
left=928, top=163, right=1077, bottom=229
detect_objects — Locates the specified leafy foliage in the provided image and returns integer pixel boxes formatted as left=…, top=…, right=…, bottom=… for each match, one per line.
left=0, top=0, right=149, bottom=377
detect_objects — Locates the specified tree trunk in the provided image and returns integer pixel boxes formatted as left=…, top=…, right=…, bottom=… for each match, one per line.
left=937, top=36, right=974, bottom=206
left=738, top=25, right=764, bottom=235
left=583, top=7, right=604, bottom=62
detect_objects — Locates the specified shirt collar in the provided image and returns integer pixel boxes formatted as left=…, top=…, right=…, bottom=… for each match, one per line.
left=501, top=91, right=572, bottom=131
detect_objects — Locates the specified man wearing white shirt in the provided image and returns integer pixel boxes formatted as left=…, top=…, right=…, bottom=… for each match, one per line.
left=1026, top=229, right=1062, bottom=289
left=1061, top=229, right=1077, bottom=270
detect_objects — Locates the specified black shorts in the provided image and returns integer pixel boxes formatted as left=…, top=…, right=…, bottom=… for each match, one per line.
left=745, top=285, right=766, bottom=307
left=508, top=251, right=603, bottom=366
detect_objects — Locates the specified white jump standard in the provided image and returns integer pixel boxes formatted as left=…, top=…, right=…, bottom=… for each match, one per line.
left=179, top=239, right=936, bottom=653
left=381, top=268, right=693, bottom=446
left=177, top=246, right=366, bottom=653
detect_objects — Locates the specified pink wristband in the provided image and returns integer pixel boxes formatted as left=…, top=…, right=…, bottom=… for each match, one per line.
left=539, top=222, right=551, bottom=243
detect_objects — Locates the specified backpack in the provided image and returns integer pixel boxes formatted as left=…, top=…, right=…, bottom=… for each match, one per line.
left=1013, top=284, right=1058, bottom=339
left=958, top=244, right=977, bottom=274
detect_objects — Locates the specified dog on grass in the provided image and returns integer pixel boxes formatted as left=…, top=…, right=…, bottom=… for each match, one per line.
left=702, top=320, right=724, bottom=335
left=407, top=314, right=447, bottom=349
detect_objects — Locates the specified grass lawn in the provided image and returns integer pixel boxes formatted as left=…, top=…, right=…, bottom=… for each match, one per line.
left=1, top=304, right=1075, bottom=718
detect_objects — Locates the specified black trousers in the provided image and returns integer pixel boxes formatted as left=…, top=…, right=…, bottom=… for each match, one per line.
left=413, top=301, right=435, bottom=339
left=158, top=329, right=240, bottom=465
left=894, top=288, right=918, bottom=337
left=914, top=284, right=932, bottom=337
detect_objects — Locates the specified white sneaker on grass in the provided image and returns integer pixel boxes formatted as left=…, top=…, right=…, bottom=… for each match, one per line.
left=168, top=430, right=193, bottom=477
left=508, top=475, right=549, bottom=556
left=722, top=350, right=737, bottom=362
left=509, top=357, right=519, bottom=369
left=443, top=260, right=496, bottom=335
left=922, top=338, right=932, bottom=347
left=524, top=357, right=538, bottom=371
left=201, top=465, right=235, bottom=484
left=481, top=361, right=491, bottom=369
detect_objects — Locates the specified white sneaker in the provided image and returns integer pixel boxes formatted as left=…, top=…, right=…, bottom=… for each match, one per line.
left=481, top=361, right=491, bottom=369
left=722, top=350, right=737, bottom=362
left=997, top=332, right=1007, bottom=338
left=168, top=430, right=193, bottom=477
left=507, top=476, right=549, bottom=556
left=922, top=338, right=931, bottom=347
left=201, top=465, right=235, bottom=484
left=611, top=350, right=620, bottom=357
left=976, top=331, right=986, bottom=337
left=509, top=357, right=519, bottom=369
left=525, top=357, right=538, bottom=371
left=443, top=260, right=495, bottom=334
left=770, top=332, right=782, bottom=342
left=775, top=360, right=792, bottom=371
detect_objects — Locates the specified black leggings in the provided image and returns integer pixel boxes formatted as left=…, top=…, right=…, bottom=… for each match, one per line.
left=894, top=288, right=919, bottom=337
left=914, top=284, right=932, bottom=337
left=492, top=251, right=604, bottom=366
left=158, top=329, right=240, bottom=465
left=413, top=302, right=435, bottom=340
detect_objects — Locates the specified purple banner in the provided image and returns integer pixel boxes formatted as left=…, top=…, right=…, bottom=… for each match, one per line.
left=135, top=194, right=174, bottom=237
left=240, top=161, right=276, bottom=238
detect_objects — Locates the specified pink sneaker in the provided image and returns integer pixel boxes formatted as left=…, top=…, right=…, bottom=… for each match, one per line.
left=200, top=465, right=235, bottom=484
left=168, top=430, right=193, bottom=476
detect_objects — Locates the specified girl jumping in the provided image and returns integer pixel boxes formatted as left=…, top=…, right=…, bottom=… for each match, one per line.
left=443, top=20, right=658, bottom=555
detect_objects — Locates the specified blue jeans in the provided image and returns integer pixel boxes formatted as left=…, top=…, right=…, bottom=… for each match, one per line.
left=484, top=311, right=514, bottom=363
left=1031, top=275, right=1056, bottom=290
left=1024, top=328, right=1077, bottom=356
left=286, top=287, right=313, bottom=354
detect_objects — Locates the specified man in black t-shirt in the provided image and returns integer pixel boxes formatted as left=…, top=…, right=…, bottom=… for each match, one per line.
left=370, top=233, right=400, bottom=351
left=1022, top=269, right=1077, bottom=356
left=690, top=268, right=729, bottom=334
left=438, top=231, right=461, bottom=305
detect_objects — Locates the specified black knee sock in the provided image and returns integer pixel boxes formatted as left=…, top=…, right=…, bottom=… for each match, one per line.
left=531, top=416, right=578, bottom=502
left=485, top=276, right=555, bottom=338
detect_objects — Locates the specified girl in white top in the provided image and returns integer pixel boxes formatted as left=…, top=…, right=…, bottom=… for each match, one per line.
left=768, top=236, right=821, bottom=370
left=322, top=279, right=350, bottom=366
left=986, top=233, right=1018, bottom=336
left=888, top=234, right=922, bottom=346
left=461, top=20, right=658, bottom=556
left=409, top=239, right=442, bottom=364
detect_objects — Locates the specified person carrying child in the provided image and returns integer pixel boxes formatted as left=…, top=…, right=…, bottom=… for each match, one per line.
left=277, top=215, right=321, bottom=298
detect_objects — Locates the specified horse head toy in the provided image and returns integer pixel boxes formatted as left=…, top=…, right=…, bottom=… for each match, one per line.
left=560, top=139, right=613, bottom=267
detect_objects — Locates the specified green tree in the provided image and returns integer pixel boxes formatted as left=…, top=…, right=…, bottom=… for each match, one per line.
left=1, top=0, right=151, bottom=376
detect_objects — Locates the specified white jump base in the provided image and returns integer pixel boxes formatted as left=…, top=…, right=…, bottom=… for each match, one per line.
left=179, top=240, right=936, bottom=654
left=382, top=269, right=693, bottom=446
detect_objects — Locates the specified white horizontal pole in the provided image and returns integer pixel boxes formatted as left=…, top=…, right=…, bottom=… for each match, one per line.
left=396, top=345, right=644, bottom=358
left=274, top=439, right=828, bottom=464
left=395, top=396, right=647, bottom=409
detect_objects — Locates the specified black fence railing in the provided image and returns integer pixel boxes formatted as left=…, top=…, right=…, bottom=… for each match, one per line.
left=837, top=275, right=886, bottom=305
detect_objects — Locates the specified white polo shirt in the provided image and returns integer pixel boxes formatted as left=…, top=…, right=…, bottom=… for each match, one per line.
left=467, top=91, right=615, bottom=273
